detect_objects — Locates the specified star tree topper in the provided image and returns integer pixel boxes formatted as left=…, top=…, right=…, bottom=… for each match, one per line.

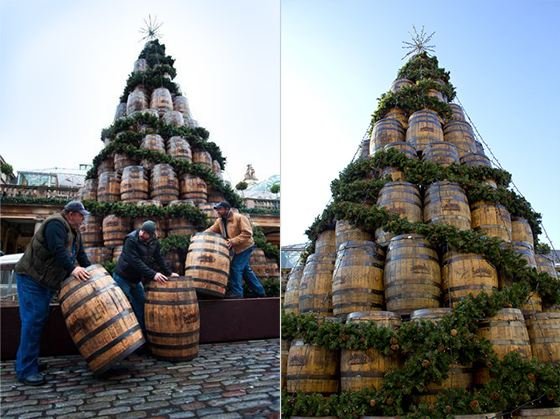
left=402, top=26, right=436, bottom=60
left=139, top=14, right=163, bottom=42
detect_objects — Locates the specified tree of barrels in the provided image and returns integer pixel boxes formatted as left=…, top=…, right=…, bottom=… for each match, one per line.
left=283, top=48, right=560, bottom=417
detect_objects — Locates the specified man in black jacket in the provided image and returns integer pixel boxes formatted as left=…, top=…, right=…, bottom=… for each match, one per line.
left=113, top=220, right=178, bottom=332
left=14, top=200, right=91, bottom=386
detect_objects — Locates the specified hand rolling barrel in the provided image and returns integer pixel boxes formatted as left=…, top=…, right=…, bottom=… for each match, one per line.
left=144, top=277, right=200, bottom=361
left=59, top=265, right=145, bottom=374
left=184, top=232, right=230, bottom=297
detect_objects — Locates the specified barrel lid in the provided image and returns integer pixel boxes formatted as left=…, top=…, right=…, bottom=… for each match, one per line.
left=410, top=308, right=452, bottom=322
left=346, top=311, right=400, bottom=322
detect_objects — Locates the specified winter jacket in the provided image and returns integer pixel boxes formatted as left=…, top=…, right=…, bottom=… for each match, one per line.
left=15, top=212, right=90, bottom=290
left=205, top=210, right=254, bottom=254
left=114, top=230, right=172, bottom=284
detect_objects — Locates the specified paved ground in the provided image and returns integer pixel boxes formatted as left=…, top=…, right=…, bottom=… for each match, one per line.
left=0, top=339, right=280, bottom=418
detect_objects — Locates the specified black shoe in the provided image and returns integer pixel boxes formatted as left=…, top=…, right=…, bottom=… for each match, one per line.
left=20, top=373, right=46, bottom=386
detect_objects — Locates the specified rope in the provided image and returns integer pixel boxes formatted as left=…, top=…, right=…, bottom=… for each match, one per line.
left=456, top=95, right=558, bottom=262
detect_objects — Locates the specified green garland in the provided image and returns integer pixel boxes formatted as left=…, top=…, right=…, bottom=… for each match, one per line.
left=253, top=225, right=280, bottom=263
left=398, top=52, right=451, bottom=85
left=82, top=200, right=210, bottom=229
left=242, top=207, right=280, bottom=216
left=305, top=203, right=336, bottom=242
left=138, top=39, right=175, bottom=68
left=119, top=67, right=180, bottom=103
left=99, top=112, right=224, bottom=169
left=160, top=234, right=191, bottom=254
left=84, top=141, right=241, bottom=208
left=0, top=162, right=14, bottom=176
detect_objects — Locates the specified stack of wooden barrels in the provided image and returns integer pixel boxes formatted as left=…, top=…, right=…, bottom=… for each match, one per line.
left=79, top=52, right=277, bottom=280
left=283, top=77, right=560, bottom=415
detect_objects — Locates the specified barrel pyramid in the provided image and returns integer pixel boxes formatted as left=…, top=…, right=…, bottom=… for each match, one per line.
left=78, top=39, right=279, bottom=286
left=282, top=51, right=560, bottom=417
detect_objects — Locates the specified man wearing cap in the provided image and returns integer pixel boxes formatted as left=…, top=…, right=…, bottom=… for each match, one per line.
left=206, top=201, right=266, bottom=299
left=113, top=220, right=178, bottom=333
left=14, top=200, right=92, bottom=385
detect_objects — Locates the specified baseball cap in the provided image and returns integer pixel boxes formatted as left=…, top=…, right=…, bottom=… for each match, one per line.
left=64, top=200, right=90, bottom=216
left=140, top=220, right=157, bottom=234
left=213, top=201, right=231, bottom=210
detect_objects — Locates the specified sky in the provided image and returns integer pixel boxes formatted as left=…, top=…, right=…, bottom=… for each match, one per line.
left=0, top=0, right=280, bottom=186
left=281, top=0, right=560, bottom=249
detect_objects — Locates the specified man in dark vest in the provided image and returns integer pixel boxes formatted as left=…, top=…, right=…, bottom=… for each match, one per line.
left=14, top=200, right=91, bottom=386
left=205, top=201, right=266, bottom=299
left=113, top=220, right=178, bottom=333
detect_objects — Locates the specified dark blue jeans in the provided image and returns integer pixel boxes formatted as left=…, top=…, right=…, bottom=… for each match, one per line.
left=229, top=246, right=265, bottom=297
left=112, top=272, right=146, bottom=332
left=15, top=273, right=55, bottom=380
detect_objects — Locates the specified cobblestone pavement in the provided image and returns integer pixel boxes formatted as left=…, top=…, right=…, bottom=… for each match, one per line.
left=0, top=339, right=280, bottom=418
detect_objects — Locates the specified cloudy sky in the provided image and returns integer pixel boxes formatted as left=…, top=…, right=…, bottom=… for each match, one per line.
left=282, top=0, right=560, bottom=248
left=0, top=0, right=279, bottom=185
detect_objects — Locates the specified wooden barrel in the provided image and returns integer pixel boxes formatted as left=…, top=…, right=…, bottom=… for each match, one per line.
left=460, top=153, right=497, bottom=188
left=97, top=171, right=121, bottom=203
left=166, top=216, right=197, bottom=237
left=511, top=217, right=534, bottom=248
left=340, top=311, right=400, bottom=391
left=512, top=241, right=537, bottom=268
left=384, top=107, right=409, bottom=130
left=114, top=102, right=127, bottom=121
left=212, top=160, right=222, bottom=177
left=167, top=136, right=192, bottom=161
left=184, top=232, right=230, bottom=297
left=499, top=271, right=542, bottom=315
left=144, top=277, right=199, bottom=361
left=286, top=339, right=339, bottom=394
left=133, top=58, right=148, bottom=72
left=375, top=182, right=422, bottom=247
left=126, top=86, right=148, bottom=115
left=390, top=78, right=413, bottom=93
left=513, top=407, right=560, bottom=418
left=332, top=241, right=385, bottom=317
left=59, top=265, right=145, bottom=374
left=164, top=250, right=184, bottom=275
left=315, top=229, right=337, bottom=256
left=113, top=153, right=139, bottom=175
left=80, top=215, right=103, bottom=247
left=112, top=245, right=123, bottom=262
left=471, top=201, right=512, bottom=242
left=281, top=339, right=290, bottom=389
left=448, top=103, right=466, bottom=122
left=442, top=252, right=498, bottom=306
left=422, top=141, right=460, bottom=167
left=476, top=308, right=532, bottom=360
left=524, top=311, right=560, bottom=363
left=474, top=141, right=485, bottom=155
left=192, top=150, right=213, bottom=169
left=423, top=181, right=471, bottom=230
left=381, top=142, right=417, bottom=181
left=180, top=174, right=208, bottom=203
left=120, top=165, right=149, bottom=202
left=454, top=414, right=500, bottom=419
left=97, top=155, right=115, bottom=176
left=85, top=247, right=112, bottom=264
left=197, top=203, right=215, bottom=220
left=80, top=179, right=97, bottom=201
left=162, top=110, right=185, bottom=127
left=298, top=253, right=335, bottom=316
left=384, top=234, right=441, bottom=314
left=411, top=308, right=473, bottom=406
left=102, top=215, right=131, bottom=247
left=207, top=187, right=225, bottom=204
left=427, top=88, right=446, bottom=102
left=150, top=87, right=173, bottom=116
left=150, top=164, right=179, bottom=204
left=443, top=121, right=477, bottom=158
left=141, top=134, right=166, bottom=170
left=370, top=118, right=405, bottom=154
left=406, top=109, right=443, bottom=154
left=173, top=95, right=192, bottom=119
left=535, top=254, right=558, bottom=279
left=335, top=219, right=372, bottom=249
left=284, top=264, right=304, bottom=315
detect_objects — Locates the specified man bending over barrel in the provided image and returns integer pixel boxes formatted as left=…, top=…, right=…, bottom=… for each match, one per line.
left=113, top=220, right=178, bottom=334
left=14, top=200, right=92, bottom=386
left=205, top=201, right=266, bottom=299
